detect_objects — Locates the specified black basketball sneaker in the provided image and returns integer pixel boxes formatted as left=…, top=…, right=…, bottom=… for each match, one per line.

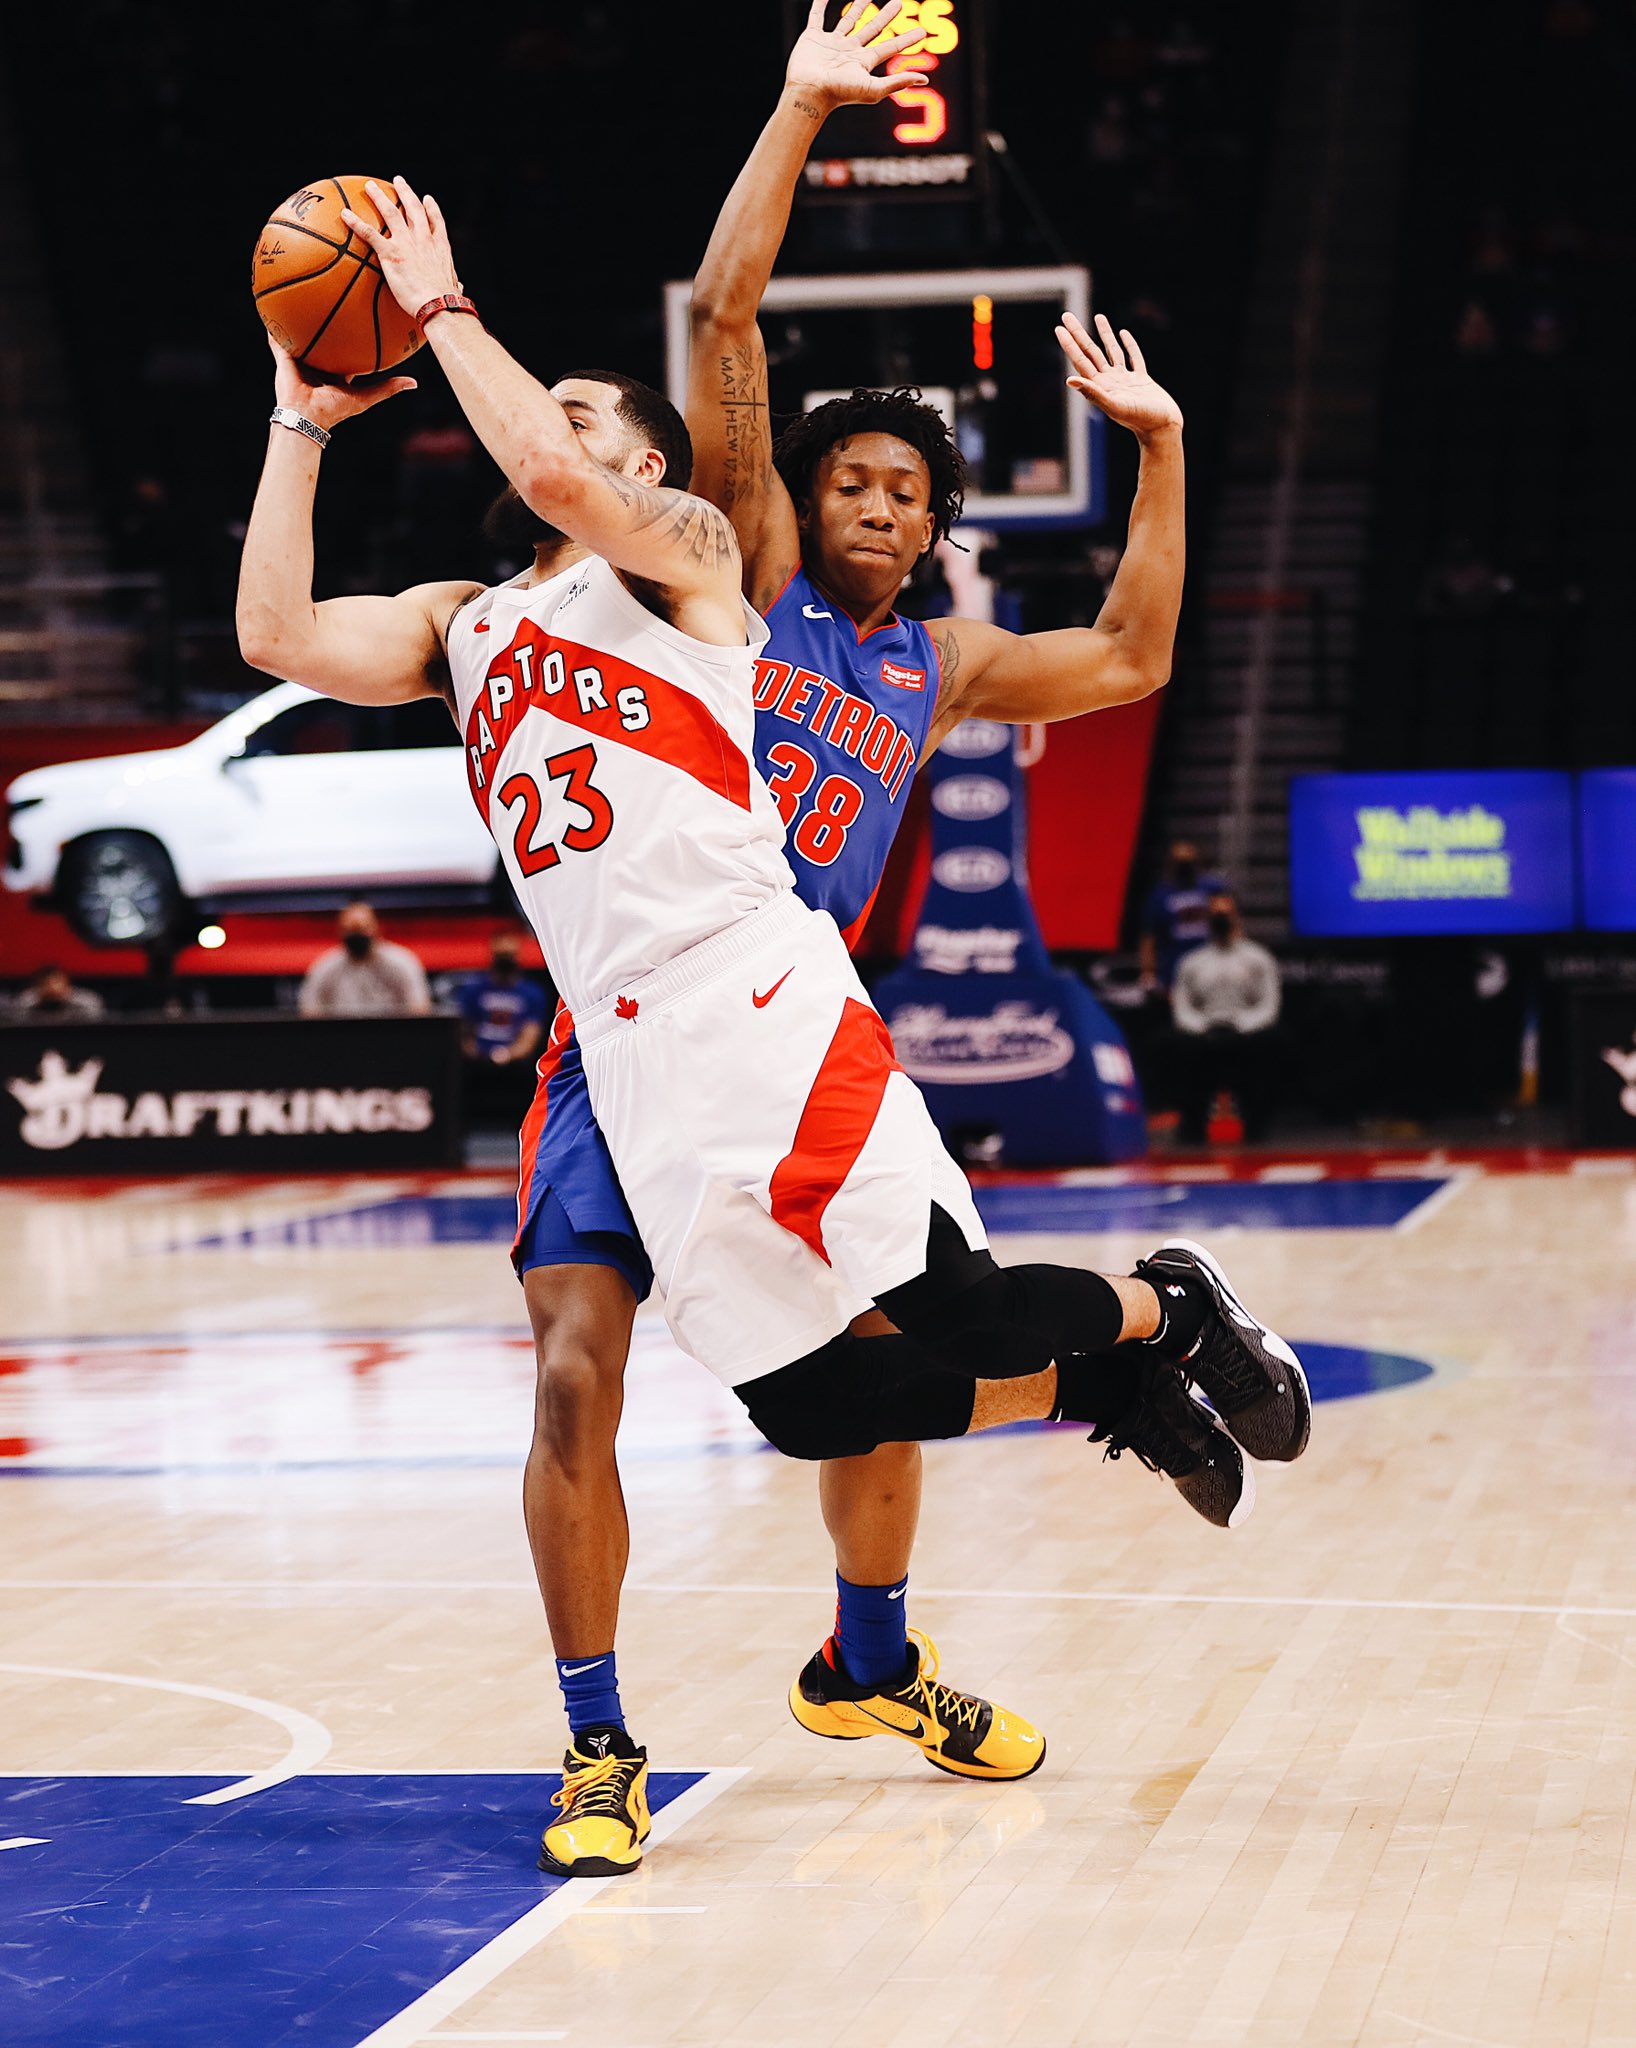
left=1088, top=1351, right=1255, bottom=1528
left=1136, top=1238, right=1312, bottom=1462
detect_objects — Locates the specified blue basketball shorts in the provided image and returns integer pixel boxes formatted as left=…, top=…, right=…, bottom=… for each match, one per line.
left=512, top=1009, right=654, bottom=1304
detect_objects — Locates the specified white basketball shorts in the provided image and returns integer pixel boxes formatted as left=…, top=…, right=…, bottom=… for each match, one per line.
left=574, top=891, right=987, bottom=1387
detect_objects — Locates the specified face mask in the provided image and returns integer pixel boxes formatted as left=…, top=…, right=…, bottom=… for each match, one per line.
left=1209, top=912, right=1234, bottom=941
left=344, top=930, right=373, bottom=961
left=492, top=955, right=519, bottom=980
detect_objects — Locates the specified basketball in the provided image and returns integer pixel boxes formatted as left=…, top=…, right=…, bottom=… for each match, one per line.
left=251, top=176, right=424, bottom=378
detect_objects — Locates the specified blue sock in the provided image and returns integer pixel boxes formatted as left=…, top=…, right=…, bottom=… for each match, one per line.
left=556, top=1652, right=625, bottom=1737
left=833, top=1572, right=910, bottom=1689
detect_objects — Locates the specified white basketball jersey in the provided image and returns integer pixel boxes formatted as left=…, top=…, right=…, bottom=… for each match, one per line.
left=448, top=555, right=793, bottom=1012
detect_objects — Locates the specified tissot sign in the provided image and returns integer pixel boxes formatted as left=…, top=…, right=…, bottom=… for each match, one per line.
left=0, top=1016, right=462, bottom=1173
left=790, top=0, right=983, bottom=202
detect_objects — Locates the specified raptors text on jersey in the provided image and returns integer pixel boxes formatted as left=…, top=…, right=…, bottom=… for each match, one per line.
left=448, top=556, right=791, bottom=1013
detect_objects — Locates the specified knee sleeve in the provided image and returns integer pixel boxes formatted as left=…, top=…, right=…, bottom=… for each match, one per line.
left=739, top=1335, right=977, bottom=1461
left=878, top=1206, right=1128, bottom=1379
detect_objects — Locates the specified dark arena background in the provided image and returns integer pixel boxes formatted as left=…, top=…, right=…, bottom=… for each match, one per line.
left=3, top=4, right=1636, bottom=2046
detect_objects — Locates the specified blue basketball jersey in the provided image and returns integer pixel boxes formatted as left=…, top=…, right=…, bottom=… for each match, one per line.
left=752, top=566, right=942, bottom=947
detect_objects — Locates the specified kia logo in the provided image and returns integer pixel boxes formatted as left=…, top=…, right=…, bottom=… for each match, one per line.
left=932, top=848, right=1010, bottom=892
left=932, top=776, right=1010, bottom=821
left=939, top=719, right=1009, bottom=760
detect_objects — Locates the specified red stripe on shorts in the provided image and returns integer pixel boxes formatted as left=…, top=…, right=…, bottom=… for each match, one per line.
left=768, top=997, right=902, bottom=1266
left=513, top=1000, right=575, bottom=1249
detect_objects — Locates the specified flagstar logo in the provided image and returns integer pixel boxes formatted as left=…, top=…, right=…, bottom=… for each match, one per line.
left=881, top=659, right=926, bottom=691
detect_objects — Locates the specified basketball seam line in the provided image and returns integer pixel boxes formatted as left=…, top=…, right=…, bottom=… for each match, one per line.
left=252, top=245, right=363, bottom=304
left=294, top=251, right=374, bottom=363
left=263, top=217, right=349, bottom=256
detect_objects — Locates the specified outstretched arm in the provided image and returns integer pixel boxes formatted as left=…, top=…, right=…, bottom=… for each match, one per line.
left=687, top=0, right=929, bottom=608
left=927, top=316, right=1186, bottom=738
left=236, top=339, right=470, bottom=701
left=346, top=179, right=744, bottom=628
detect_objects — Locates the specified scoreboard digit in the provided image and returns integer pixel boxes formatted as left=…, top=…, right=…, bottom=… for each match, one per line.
left=789, top=0, right=987, bottom=202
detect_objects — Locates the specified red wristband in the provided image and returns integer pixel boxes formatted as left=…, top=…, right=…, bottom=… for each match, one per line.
left=415, top=293, right=480, bottom=332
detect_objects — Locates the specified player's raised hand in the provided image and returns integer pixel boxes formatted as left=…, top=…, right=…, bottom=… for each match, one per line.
left=267, top=333, right=416, bottom=432
left=1056, top=314, right=1184, bottom=441
left=787, top=0, right=931, bottom=110
left=341, top=177, right=462, bottom=320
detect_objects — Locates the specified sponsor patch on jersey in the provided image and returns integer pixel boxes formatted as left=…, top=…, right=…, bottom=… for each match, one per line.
left=880, top=659, right=927, bottom=692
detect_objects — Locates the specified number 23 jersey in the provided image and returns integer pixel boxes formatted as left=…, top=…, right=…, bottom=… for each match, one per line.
left=449, top=555, right=792, bottom=1014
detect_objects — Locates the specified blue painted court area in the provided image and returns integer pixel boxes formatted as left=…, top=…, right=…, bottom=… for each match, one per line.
left=972, top=1177, right=1445, bottom=1233
left=194, top=1176, right=1446, bottom=1251
left=0, top=1770, right=702, bottom=2048
left=1283, top=1340, right=1434, bottom=1400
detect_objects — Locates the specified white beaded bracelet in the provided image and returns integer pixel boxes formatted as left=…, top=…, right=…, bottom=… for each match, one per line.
left=269, top=405, right=331, bottom=450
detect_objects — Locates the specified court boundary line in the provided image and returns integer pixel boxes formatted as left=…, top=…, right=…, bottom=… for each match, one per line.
left=0, top=1660, right=331, bottom=1803
left=2, top=1579, right=1634, bottom=1622
left=1393, top=1167, right=1479, bottom=1234
left=351, top=1768, right=745, bottom=2048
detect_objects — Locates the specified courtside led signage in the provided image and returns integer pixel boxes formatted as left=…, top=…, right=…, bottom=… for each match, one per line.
left=1580, top=769, right=1636, bottom=931
left=1289, top=772, right=1576, bottom=937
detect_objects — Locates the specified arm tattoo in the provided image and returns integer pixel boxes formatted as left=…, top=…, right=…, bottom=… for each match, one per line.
left=716, top=336, right=772, bottom=513
left=601, top=470, right=739, bottom=576
left=660, top=496, right=739, bottom=573
left=930, top=621, right=963, bottom=711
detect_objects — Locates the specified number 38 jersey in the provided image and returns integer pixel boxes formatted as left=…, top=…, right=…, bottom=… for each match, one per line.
left=449, top=555, right=792, bottom=1014
left=752, top=565, right=943, bottom=949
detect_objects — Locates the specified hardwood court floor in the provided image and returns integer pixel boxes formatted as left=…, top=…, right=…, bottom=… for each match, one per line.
left=3, top=1156, right=1636, bottom=2047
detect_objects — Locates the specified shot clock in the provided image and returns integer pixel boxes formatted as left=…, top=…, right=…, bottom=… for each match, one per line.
left=787, top=0, right=986, bottom=202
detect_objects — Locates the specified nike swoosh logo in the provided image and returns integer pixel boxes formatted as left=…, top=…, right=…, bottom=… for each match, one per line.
left=472, top=619, right=490, bottom=633
left=752, top=969, right=793, bottom=1008
left=802, top=603, right=833, bottom=620
left=858, top=1705, right=929, bottom=1742
left=888, top=1586, right=906, bottom=1600
left=560, top=1658, right=608, bottom=1677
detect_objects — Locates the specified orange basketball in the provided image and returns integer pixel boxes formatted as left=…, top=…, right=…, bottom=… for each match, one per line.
left=251, top=176, right=424, bottom=378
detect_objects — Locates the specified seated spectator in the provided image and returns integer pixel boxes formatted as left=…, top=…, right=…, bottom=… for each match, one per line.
left=10, top=964, right=105, bottom=1021
left=458, top=929, right=547, bottom=1121
left=1139, top=839, right=1227, bottom=991
left=299, top=901, right=431, bottom=1018
left=1170, top=891, right=1282, bottom=1141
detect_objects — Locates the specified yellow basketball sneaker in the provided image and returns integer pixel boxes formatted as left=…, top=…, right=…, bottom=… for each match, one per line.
left=789, top=1629, right=1046, bottom=1781
left=538, top=1731, right=651, bottom=1878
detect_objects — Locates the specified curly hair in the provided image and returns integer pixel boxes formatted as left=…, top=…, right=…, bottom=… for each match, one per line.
left=772, top=387, right=966, bottom=546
